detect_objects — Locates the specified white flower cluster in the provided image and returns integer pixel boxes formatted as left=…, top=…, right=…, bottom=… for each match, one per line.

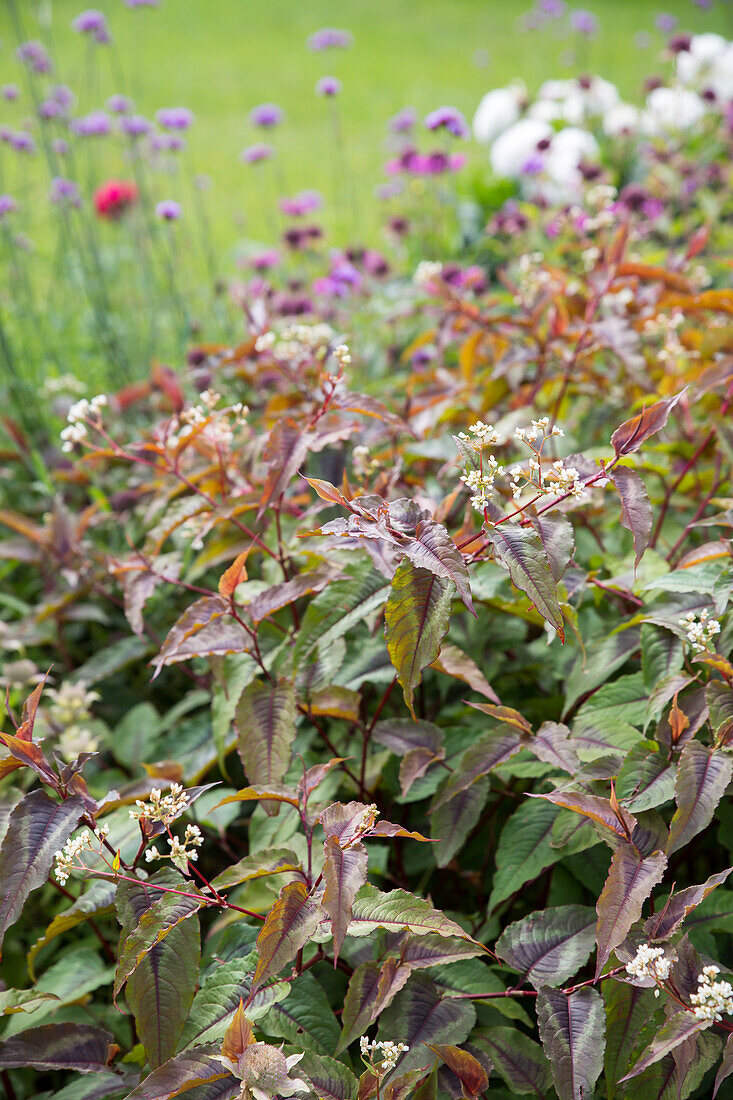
left=461, top=456, right=503, bottom=510
left=130, top=783, right=188, bottom=825
left=360, top=1037, right=409, bottom=1073
left=42, top=374, right=85, bottom=397
left=690, top=965, right=733, bottom=1022
left=256, top=323, right=337, bottom=361
left=413, top=261, right=443, bottom=287
left=353, top=444, right=379, bottom=478
left=514, top=417, right=563, bottom=444
left=457, top=421, right=501, bottom=450
left=60, top=394, right=107, bottom=452
left=334, top=343, right=351, bottom=366
left=46, top=681, right=100, bottom=725
left=166, top=397, right=248, bottom=453
left=145, top=823, right=203, bottom=872
left=625, top=943, right=672, bottom=995
left=680, top=610, right=721, bottom=654
left=54, top=823, right=110, bottom=885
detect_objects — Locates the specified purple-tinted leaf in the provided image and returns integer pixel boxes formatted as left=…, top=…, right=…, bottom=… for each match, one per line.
left=475, top=1027, right=552, bottom=1097
left=430, top=643, right=499, bottom=702
left=485, top=523, right=564, bottom=639
left=536, top=986, right=605, bottom=1100
left=378, top=973, right=476, bottom=1075
left=153, top=596, right=250, bottom=673
left=431, top=729, right=522, bottom=812
left=399, top=520, right=474, bottom=614
left=114, top=888, right=205, bottom=998
left=532, top=790, right=636, bottom=841
left=249, top=881, right=321, bottom=1002
left=236, top=678, right=297, bottom=813
left=123, top=1045, right=234, bottom=1099
left=604, top=982, right=659, bottom=1100
left=666, top=740, right=733, bottom=855
left=714, top=1032, right=733, bottom=1097
left=323, top=836, right=368, bottom=964
left=0, top=791, right=84, bottom=955
left=385, top=560, right=453, bottom=719
left=612, top=466, right=653, bottom=570
left=620, top=1011, right=711, bottom=1081
left=299, top=1051, right=359, bottom=1100
left=347, top=884, right=483, bottom=948
left=373, top=720, right=443, bottom=756
left=431, top=777, right=488, bottom=868
left=495, top=905, right=596, bottom=989
left=242, top=567, right=334, bottom=624
left=595, top=844, right=667, bottom=978
left=337, top=959, right=411, bottom=1054
left=527, top=722, right=581, bottom=774
left=0, top=1022, right=116, bottom=1072
left=530, top=512, right=575, bottom=583
left=645, top=867, right=733, bottom=941
left=400, top=746, right=445, bottom=797
left=258, top=420, right=315, bottom=518
left=611, top=390, right=686, bottom=456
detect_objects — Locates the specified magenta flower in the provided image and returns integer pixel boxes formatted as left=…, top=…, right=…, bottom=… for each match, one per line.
left=156, top=199, right=182, bottom=220
left=539, top=0, right=566, bottom=14
left=120, top=114, right=153, bottom=137
left=107, top=94, right=134, bottom=114
left=0, top=195, right=19, bottom=219
left=156, top=106, right=194, bottom=131
left=72, top=111, right=112, bottom=137
left=240, top=143, right=274, bottom=163
left=10, top=131, right=36, bottom=154
left=570, top=8, right=599, bottom=37
left=424, top=106, right=469, bottom=138
left=389, top=106, right=417, bottom=133
left=49, top=177, right=82, bottom=206
left=249, top=249, right=280, bottom=270
left=307, top=27, right=353, bottom=51
left=280, top=190, right=322, bottom=217
left=71, top=10, right=110, bottom=43
left=52, top=85, right=76, bottom=109
left=1, top=85, right=20, bottom=102
left=316, top=75, right=341, bottom=97
left=39, top=99, right=64, bottom=120
left=16, top=41, right=52, bottom=74
left=250, top=103, right=284, bottom=128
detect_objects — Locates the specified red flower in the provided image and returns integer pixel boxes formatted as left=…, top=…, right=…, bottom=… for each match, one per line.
left=94, top=179, right=138, bottom=220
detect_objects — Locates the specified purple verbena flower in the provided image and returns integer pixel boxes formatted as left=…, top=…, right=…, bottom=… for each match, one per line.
left=570, top=8, right=599, bottom=37
left=250, top=103, right=284, bottom=128
left=39, top=99, right=64, bottom=120
left=2, top=85, right=20, bottom=102
left=49, top=177, right=82, bottom=206
left=240, top=142, right=273, bottom=163
left=107, top=94, right=134, bottom=114
left=307, top=27, right=353, bottom=51
left=10, top=131, right=36, bottom=154
left=388, top=106, right=417, bottom=133
left=539, top=0, right=566, bottom=14
left=123, top=0, right=160, bottom=7
left=52, top=85, right=76, bottom=109
left=280, top=190, right=322, bottom=217
left=424, top=105, right=469, bottom=138
left=316, top=75, right=341, bottom=96
left=16, top=41, right=52, bottom=74
left=120, top=114, right=153, bottom=137
left=655, top=13, right=678, bottom=32
left=156, top=106, right=194, bottom=131
left=249, top=249, right=280, bottom=270
left=72, top=110, right=111, bottom=137
left=52, top=138, right=69, bottom=155
left=375, top=180, right=404, bottom=200
left=156, top=199, right=181, bottom=220
left=71, top=10, right=110, bottom=43
left=0, top=195, right=19, bottom=219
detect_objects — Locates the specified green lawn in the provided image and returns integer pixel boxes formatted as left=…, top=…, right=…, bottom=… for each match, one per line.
left=1, top=0, right=731, bottom=256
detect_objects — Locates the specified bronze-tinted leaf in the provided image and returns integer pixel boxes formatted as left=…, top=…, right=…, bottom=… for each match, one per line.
left=249, top=881, right=321, bottom=1002
left=611, top=466, right=653, bottom=569
left=236, top=678, right=297, bottom=811
left=595, top=844, right=667, bottom=978
left=385, top=561, right=453, bottom=719
left=322, top=836, right=368, bottom=964
left=611, top=390, right=686, bottom=457
left=485, top=523, right=564, bottom=639
left=0, top=1022, right=117, bottom=1073
left=536, top=986, right=605, bottom=1100
left=666, top=740, right=733, bottom=855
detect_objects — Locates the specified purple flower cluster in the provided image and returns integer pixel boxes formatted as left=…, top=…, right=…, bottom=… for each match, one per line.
left=240, top=143, right=273, bottom=164
left=250, top=103, right=284, bottom=129
left=570, top=8, right=599, bottom=37
left=424, top=106, right=469, bottom=138
left=72, top=111, right=112, bottom=137
left=248, top=249, right=281, bottom=270
left=1, top=129, right=36, bottom=154
left=283, top=224, right=322, bottom=250
left=120, top=114, right=153, bottom=138
left=384, top=148, right=466, bottom=177
left=0, top=195, right=19, bottom=219
left=389, top=107, right=417, bottom=134
left=156, top=199, right=182, bottom=221
left=2, top=85, right=20, bottom=102
left=49, top=177, right=82, bottom=207
left=316, top=76, right=342, bottom=97
left=123, top=0, right=160, bottom=7
left=156, top=107, right=195, bottom=131
left=307, top=27, right=353, bottom=51
left=107, top=94, right=134, bottom=114
left=280, top=190, right=322, bottom=217
left=71, top=10, right=110, bottom=44
left=16, top=41, right=52, bottom=74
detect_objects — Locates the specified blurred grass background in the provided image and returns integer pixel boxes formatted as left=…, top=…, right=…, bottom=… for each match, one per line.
left=1, top=0, right=731, bottom=256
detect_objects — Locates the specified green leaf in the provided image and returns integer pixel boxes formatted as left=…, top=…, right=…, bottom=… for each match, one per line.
left=401, top=519, right=475, bottom=614
left=616, top=744, right=676, bottom=813
left=378, top=973, right=476, bottom=1075
left=210, top=847, right=302, bottom=892
left=249, top=881, right=321, bottom=1001
left=114, top=888, right=204, bottom=999
left=123, top=1045, right=234, bottom=1099
left=431, top=729, right=522, bottom=812
left=337, top=960, right=410, bottom=1054
left=485, top=523, right=564, bottom=640
left=595, top=843, right=667, bottom=978
left=322, top=836, right=368, bottom=963
left=27, top=879, right=116, bottom=979
left=530, top=513, right=575, bottom=584
left=259, top=970, right=340, bottom=1055
left=620, top=1011, right=711, bottom=1081
left=612, top=466, right=653, bottom=569
left=563, top=631, right=640, bottom=716
left=432, top=777, right=488, bottom=868
left=385, top=560, right=454, bottom=719
left=346, top=884, right=483, bottom=947
left=294, top=565, right=389, bottom=668
left=475, top=1027, right=553, bottom=1096
left=495, top=905, right=596, bottom=989
left=642, top=625, right=684, bottom=695
left=536, top=986, right=606, bottom=1100
left=666, top=741, right=733, bottom=855
left=180, top=957, right=289, bottom=1048
left=0, top=791, right=84, bottom=956
left=0, top=1023, right=116, bottom=1072
left=299, top=1051, right=358, bottom=1100
left=604, top=982, right=659, bottom=1100
left=488, top=798, right=560, bottom=912
left=714, top=1032, right=733, bottom=1097
left=235, top=678, right=297, bottom=809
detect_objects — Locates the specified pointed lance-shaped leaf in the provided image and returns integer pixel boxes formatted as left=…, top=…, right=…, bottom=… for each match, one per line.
left=531, top=789, right=637, bottom=843
left=484, top=522, right=564, bottom=640
left=258, top=419, right=315, bottom=519
left=666, top=740, right=733, bottom=855
left=0, top=790, right=84, bottom=956
left=495, top=905, right=596, bottom=989
left=218, top=551, right=249, bottom=598
left=530, top=512, right=575, bottom=584
left=236, top=678, right=297, bottom=814
left=427, top=1045, right=488, bottom=1097
left=123, top=1045, right=236, bottom=1099
left=323, top=836, right=368, bottom=965
left=536, top=986, right=606, bottom=1100
left=378, top=973, right=476, bottom=1075
left=429, top=643, right=499, bottom=703
left=714, top=1033, right=733, bottom=1097
left=432, top=777, right=488, bottom=868
left=611, top=467, right=653, bottom=570
left=474, top=1027, right=553, bottom=1097
left=399, top=520, right=475, bottom=614
left=337, top=959, right=412, bottom=1054
left=604, top=982, right=658, bottom=1100
left=595, top=843, right=667, bottom=978
left=611, top=389, right=686, bottom=457
left=249, top=881, right=321, bottom=1003
left=346, top=884, right=484, bottom=949
left=645, top=867, right=733, bottom=941
left=384, top=560, right=453, bottom=719
left=210, top=847, right=303, bottom=893
left=299, top=1051, right=359, bottom=1100
left=620, top=1010, right=711, bottom=1082
left=114, top=888, right=205, bottom=999
left=179, top=958, right=290, bottom=1049
left=0, top=1022, right=117, bottom=1073
left=431, top=729, right=522, bottom=812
